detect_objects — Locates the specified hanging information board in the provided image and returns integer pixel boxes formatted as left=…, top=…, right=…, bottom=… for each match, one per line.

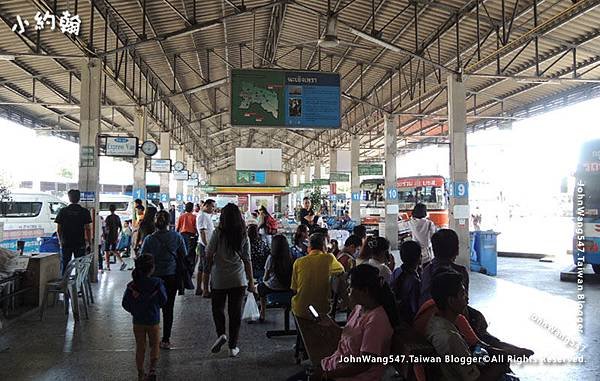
left=358, top=163, right=384, bottom=176
left=236, top=170, right=266, bottom=185
left=230, top=69, right=340, bottom=129
left=173, top=170, right=189, bottom=181
left=99, top=136, right=139, bottom=157
left=149, top=159, right=172, bottom=173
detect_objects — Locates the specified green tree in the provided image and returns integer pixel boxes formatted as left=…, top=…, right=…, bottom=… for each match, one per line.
left=57, top=168, right=73, bottom=179
left=308, top=187, right=322, bottom=213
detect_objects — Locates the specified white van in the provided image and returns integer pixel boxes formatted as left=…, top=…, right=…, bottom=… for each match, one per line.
left=99, top=194, right=133, bottom=222
left=0, top=192, right=67, bottom=252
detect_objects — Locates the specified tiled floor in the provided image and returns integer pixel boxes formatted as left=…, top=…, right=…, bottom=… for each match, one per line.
left=0, top=255, right=597, bottom=380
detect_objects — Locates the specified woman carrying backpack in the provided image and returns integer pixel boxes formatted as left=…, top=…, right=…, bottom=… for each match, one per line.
left=258, top=206, right=277, bottom=246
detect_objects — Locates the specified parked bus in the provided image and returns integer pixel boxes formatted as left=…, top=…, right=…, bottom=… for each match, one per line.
left=573, top=139, right=600, bottom=273
left=397, top=175, right=448, bottom=227
left=359, top=175, right=449, bottom=228
left=359, top=179, right=385, bottom=225
left=99, top=194, right=134, bottom=222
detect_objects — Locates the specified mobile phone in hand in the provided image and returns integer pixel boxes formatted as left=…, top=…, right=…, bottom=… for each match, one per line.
left=308, top=305, right=319, bottom=320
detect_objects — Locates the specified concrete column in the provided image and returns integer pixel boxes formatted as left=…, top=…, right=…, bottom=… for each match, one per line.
left=329, top=148, right=337, bottom=176
left=447, top=74, right=470, bottom=270
left=186, top=154, right=194, bottom=202
left=133, top=107, right=147, bottom=204
left=78, top=58, right=102, bottom=281
left=351, top=134, right=360, bottom=221
left=176, top=146, right=184, bottom=200
left=159, top=132, right=170, bottom=196
left=304, top=165, right=311, bottom=183
left=314, top=158, right=322, bottom=179
left=384, top=114, right=399, bottom=250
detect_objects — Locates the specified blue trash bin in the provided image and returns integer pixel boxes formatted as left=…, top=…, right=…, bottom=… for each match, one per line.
left=470, top=231, right=498, bottom=276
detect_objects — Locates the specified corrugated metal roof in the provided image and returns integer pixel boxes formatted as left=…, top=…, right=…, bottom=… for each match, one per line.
left=0, top=0, right=599, bottom=172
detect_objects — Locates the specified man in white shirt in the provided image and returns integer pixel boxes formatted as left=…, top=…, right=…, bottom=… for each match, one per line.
left=196, top=199, right=215, bottom=297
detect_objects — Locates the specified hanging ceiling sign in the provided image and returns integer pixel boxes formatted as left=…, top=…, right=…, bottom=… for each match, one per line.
left=99, top=136, right=139, bottom=157
left=358, top=163, right=384, bottom=176
left=173, top=170, right=189, bottom=181
left=149, top=159, right=172, bottom=173
left=230, top=68, right=340, bottom=129
left=330, top=172, right=350, bottom=182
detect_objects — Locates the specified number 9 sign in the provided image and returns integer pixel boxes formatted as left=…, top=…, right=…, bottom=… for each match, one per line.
left=452, top=181, right=469, bottom=198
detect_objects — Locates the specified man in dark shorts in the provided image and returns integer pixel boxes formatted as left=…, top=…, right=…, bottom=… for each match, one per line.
left=104, top=204, right=125, bottom=271
left=55, top=189, right=93, bottom=274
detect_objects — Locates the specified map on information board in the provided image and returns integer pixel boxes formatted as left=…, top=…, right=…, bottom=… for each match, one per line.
left=231, top=69, right=340, bottom=129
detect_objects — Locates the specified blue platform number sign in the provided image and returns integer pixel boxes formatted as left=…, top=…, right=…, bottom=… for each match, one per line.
left=329, top=194, right=337, bottom=201
left=452, top=181, right=469, bottom=198
left=80, top=191, right=95, bottom=202
left=351, top=192, right=361, bottom=201
left=386, top=188, right=398, bottom=200
left=187, top=195, right=194, bottom=202
left=160, top=193, right=169, bottom=203
left=133, top=188, right=146, bottom=200
left=176, top=193, right=183, bottom=202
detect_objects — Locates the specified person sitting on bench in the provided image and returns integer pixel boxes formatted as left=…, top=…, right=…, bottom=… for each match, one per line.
left=258, top=234, right=293, bottom=322
left=336, top=234, right=361, bottom=272
left=310, top=264, right=399, bottom=380
left=426, top=271, right=518, bottom=381
left=367, top=237, right=393, bottom=283
left=419, top=229, right=535, bottom=354
left=391, top=240, right=422, bottom=324
left=291, top=232, right=344, bottom=320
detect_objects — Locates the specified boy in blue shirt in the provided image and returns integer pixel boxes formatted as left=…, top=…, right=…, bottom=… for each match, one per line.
left=122, top=255, right=167, bottom=381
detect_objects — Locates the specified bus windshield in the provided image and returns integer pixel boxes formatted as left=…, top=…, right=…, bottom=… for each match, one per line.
left=398, top=186, right=441, bottom=204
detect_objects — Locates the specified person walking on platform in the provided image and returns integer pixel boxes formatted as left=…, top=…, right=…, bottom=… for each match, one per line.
left=168, top=204, right=176, bottom=231
left=204, top=203, right=255, bottom=358
left=55, top=189, right=92, bottom=274
left=409, top=203, right=436, bottom=266
left=104, top=204, right=126, bottom=271
left=122, top=254, right=167, bottom=381
left=197, top=199, right=216, bottom=297
left=134, top=206, right=157, bottom=257
left=176, top=202, right=198, bottom=279
left=139, top=210, right=187, bottom=350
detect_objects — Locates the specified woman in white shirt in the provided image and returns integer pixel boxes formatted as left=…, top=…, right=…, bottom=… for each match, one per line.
left=409, top=203, right=437, bottom=266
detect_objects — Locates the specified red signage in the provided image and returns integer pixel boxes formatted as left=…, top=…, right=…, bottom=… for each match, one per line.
left=396, top=176, right=445, bottom=188
left=238, top=195, right=249, bottom=210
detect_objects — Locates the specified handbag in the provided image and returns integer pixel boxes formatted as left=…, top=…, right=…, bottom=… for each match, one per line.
left=154, top=232, right=194, bottom=295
